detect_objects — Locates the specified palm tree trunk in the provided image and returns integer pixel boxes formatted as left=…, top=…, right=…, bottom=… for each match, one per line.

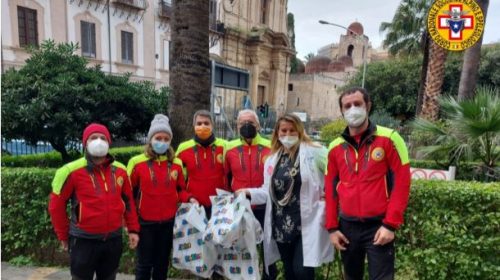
left=416, top=31, right=429, bottom=115
left=169, top=0, right=210, bottom=148
left=420, top=39, right=448, bottom=121
left=458, top=0, right=489, bottom=100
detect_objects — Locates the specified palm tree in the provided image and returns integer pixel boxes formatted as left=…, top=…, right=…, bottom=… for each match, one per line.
left=304, top=52, right=315, bottom=62
left=169, top=0, right=210, bottom=147
left=380, top=0, right=432, bottom=114
left=458, top=0, right=490, bottom=100
left=412, top=86, right=500, bottom=181
left=420, top=40, right=448, bottom=120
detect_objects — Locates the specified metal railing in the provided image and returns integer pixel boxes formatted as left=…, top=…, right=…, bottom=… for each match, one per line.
left=1, top=139, right=83, bottom=156
left=158, top=0, right=172, bottom=18
left=112, top=0, right=148, bottom=10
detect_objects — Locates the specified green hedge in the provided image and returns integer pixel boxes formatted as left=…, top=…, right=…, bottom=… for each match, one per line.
left=2, top=167, right=499, bottom=279
left=1, top=146, right=144, bottom=168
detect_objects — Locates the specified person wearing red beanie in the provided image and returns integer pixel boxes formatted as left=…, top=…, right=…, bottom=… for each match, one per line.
left=49, top=123, right=140, bottom=280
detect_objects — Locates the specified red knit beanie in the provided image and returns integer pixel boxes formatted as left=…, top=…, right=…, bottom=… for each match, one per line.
left=82, top=123, right=111, bottom=146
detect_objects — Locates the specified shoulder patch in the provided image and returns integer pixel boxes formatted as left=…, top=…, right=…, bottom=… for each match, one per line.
left=328, top=137, right=346, bottom=151
left=176, top=139, right=196, bottom=156
left=51, top=157, right=87, bottom=195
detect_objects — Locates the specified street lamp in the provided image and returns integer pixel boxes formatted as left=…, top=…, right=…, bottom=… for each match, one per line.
left=318, top=20, right=367, bottom=88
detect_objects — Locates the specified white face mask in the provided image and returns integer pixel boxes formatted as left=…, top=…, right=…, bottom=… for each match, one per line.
left=279, top=136, right=299, bottom=149
left=344, top=106, right=367, bottom=128
left=87, top=138, right=109, bottom=157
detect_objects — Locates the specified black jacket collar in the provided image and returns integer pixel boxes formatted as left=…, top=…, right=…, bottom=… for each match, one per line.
left=341, top=120, right=376, bottom=150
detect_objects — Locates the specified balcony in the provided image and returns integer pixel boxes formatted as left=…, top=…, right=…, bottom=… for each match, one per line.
left=158, top=1, right=172, bottom=19
left=112, top=0, right=148, bottom=10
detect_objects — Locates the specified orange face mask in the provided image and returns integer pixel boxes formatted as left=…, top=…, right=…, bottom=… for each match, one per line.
left=195, top=126, right=212, bottom=140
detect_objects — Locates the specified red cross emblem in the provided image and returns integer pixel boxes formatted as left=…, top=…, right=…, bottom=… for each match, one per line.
left=438, top=4, right=474, bottom=40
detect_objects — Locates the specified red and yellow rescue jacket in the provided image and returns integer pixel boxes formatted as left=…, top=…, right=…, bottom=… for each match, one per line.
left=224, top=134, right=271, bottom=192
left=48, top=156, right=140, bottom=241
left=325, top=123, right=411, bottom=231
left=175, top=138, right=227, bottom=207
left=127, top=154, right=191, bottom=224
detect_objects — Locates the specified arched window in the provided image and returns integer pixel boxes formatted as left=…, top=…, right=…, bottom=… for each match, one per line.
left=347, top=45, right=354, bottom=57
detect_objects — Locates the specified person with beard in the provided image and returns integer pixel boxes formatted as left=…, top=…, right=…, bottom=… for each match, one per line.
left=325, top=87, right=411, bottom=280
left=175, top=110, right=227, bottom=218
left=237, top=114, right=333, bottom=280
left=49, top=123, right=140, bottom=280
left=224, top=109, right=277, bottom=280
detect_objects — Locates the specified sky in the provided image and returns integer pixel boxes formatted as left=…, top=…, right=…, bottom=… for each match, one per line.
left=288, top=0, right=500, bottom=60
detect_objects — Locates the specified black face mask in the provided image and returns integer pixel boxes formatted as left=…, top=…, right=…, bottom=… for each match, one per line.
left=240, top=123, right=257, bottom=139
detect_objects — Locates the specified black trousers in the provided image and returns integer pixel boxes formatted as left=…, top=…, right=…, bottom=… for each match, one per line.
left=339, top=219, right=395, bottom=280
left=276, top=237, right=315, bottom=280
left=69, top=235, right=123, bottom=280
left=135, top=221, right=174, bottom=280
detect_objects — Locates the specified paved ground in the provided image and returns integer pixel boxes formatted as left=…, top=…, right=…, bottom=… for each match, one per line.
left=1, top=262, right=135, bottom=280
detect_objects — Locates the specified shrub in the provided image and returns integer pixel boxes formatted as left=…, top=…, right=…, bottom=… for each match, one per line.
left=320, top=119, right=346, bottom=143
left=1, top=146, right=143, bottom=168
left=2, top=168, right=498, bottom=279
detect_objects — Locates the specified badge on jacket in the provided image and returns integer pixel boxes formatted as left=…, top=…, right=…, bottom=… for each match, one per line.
left=371, top=147, right=385, bottom=161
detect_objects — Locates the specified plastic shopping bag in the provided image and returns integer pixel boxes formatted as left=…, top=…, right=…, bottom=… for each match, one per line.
left=172, top=203, right=217, bottom=278
left=205, top=191, right=264, bottom=280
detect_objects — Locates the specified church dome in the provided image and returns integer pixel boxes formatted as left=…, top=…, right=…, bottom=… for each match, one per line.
left=327, top=60, right=346, bottom=72
left=338, top=55, right=354, bottom=67
left=305, top=56, right=331, bottom=73
left=347, top=22, right=364, bottom=36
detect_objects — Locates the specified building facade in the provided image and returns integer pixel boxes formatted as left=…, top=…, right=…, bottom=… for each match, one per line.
left=1, top=0, right=292, bottom=115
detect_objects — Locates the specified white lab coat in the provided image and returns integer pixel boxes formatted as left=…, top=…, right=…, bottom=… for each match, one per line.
left=247, top=142, right=334, bottom=270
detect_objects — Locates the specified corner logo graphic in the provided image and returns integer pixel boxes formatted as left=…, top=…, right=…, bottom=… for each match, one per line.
left=427, top=0, right=484, bottom=51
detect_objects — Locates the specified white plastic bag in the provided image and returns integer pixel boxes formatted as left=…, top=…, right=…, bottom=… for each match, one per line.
left=205, top=191, right=264, bottom=280
left=172, top=203, right=217, bottom=278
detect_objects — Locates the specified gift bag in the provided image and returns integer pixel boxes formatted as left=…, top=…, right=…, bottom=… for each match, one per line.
left=172, top=203, right=217, bottom=278
left=206, top=191, right=264, bottom=280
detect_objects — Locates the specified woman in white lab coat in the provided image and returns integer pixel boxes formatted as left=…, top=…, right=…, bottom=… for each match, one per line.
left=238, top=114, right=334, bottom=280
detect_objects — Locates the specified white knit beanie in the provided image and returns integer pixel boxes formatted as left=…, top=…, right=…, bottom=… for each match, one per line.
left=147, top=114, right=172, bottom=142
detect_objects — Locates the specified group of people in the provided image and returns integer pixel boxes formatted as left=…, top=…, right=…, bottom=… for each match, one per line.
left=48, top=87, right=411, bottom=280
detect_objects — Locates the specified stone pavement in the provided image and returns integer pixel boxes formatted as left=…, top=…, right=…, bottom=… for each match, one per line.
left=1, top=262, right=136, bottom=280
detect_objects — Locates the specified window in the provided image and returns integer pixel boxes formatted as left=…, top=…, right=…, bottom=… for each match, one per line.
left=347, top=45, right=354, bottom=57
left=209, top=0, right=217, bottom=30
left=288, top=83, right=293, bottom=91
left=163, top=40, right=170, bottom=70
left=81, top=21, right=96, bottom=58
left=260, top=0, right=268, bottom=24
left=121, top=31, right=134, bottom=64
left=17, top=6, right=38, bottom=47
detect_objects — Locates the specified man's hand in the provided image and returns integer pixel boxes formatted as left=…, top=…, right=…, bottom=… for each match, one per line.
left=60, top=240, right=68, bottom=252
left=128, top=233, right=139, bottom=249
left=373, top=226, right=395, bottom=246
left=189, top=197, right=199, bottom=205
left=329, top=230, right=349, bottom=250
left=235, top=189, right=250, bottom=197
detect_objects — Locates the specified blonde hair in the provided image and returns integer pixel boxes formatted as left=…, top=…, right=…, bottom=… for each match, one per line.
left=270, top=114, right=313, bottom=160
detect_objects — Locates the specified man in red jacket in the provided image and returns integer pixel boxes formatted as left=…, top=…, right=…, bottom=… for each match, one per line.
left=225, top=109, right=277, bottom=280
left=175, top=110, right=226, bottom=218
left=49, top=123, right=140, bottom=280
left=325, top=87, right=411, bottom=280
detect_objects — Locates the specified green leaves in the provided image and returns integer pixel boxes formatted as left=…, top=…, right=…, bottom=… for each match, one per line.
left=1, top=40, right=169, bottom=162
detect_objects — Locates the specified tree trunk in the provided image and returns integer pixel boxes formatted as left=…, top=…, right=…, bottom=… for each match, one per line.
left=50, top=140, right=71, bottom=163
left=458, top=0, right=489, bottom=100
left=419, top=39, right=448, bottom=121
left=169, top=0, right=210, bottom=148
left=416, top=31, right=430, bottom=115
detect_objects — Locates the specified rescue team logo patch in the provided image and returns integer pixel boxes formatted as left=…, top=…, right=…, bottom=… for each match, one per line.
left=427, top=0, right=485, bottom=51
left=371, top=147, right=385, bottom=161
left=170, top=170, right=178, bottom=181
left=116, top=176, right=124, bottom=187
left=216, top=153, right=223, bottom=164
